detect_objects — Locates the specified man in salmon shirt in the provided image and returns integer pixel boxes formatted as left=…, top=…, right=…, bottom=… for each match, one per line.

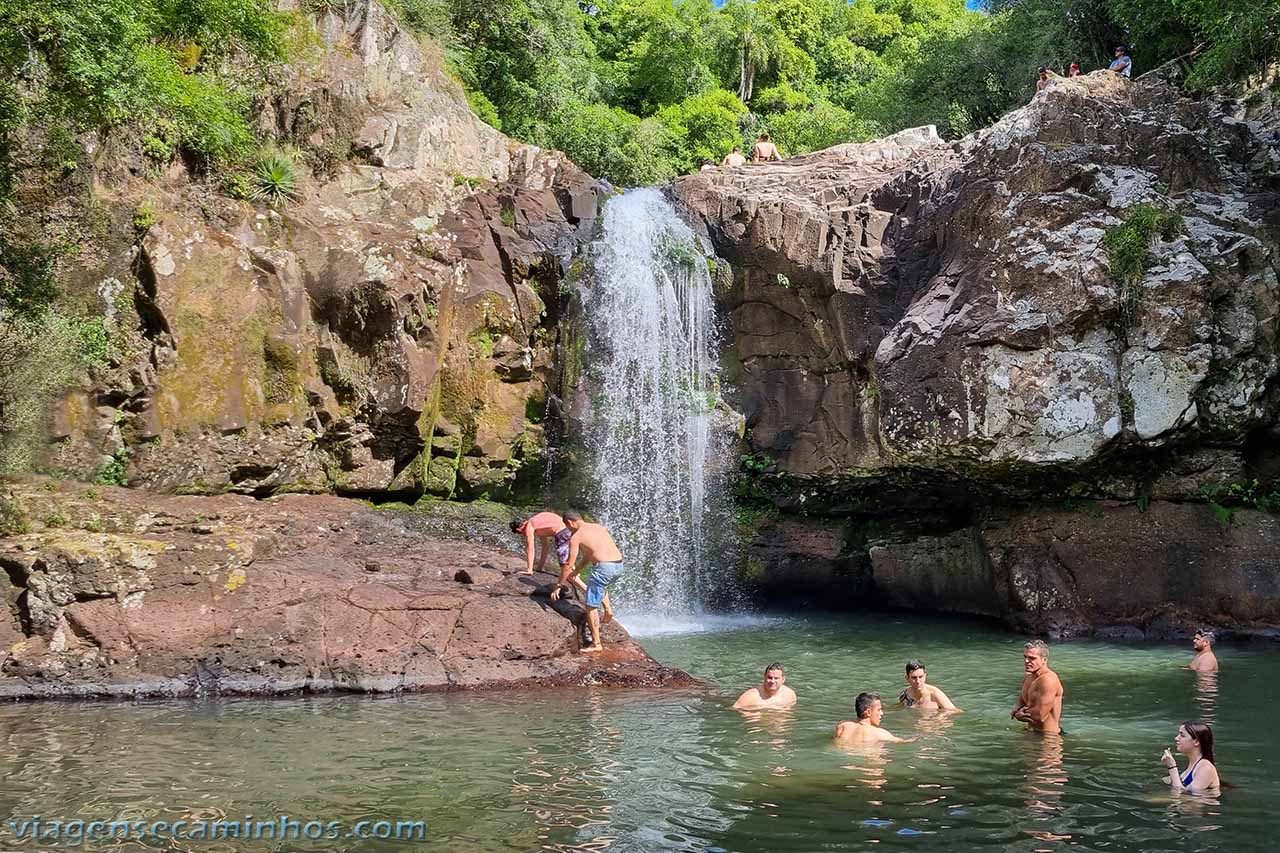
left=510, top=511, right=573, bottom=576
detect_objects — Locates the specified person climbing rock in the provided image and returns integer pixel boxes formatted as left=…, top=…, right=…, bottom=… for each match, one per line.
left=550, top=511, right=624, bottom=654
left=510, top=511, right=573, bottom=576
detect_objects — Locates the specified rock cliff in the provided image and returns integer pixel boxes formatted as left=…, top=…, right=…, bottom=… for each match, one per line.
left=676, top=72, right=1280, bottom=637
left=43, top=1, right=602, bottom=502
left=0, top=479, right=692, bottom=698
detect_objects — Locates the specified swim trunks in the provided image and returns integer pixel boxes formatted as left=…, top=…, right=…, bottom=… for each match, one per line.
left=555, top=528, right=572, bottom=566
left=585, top=560, right=624, bottom=608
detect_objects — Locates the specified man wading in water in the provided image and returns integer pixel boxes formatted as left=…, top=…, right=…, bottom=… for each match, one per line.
left=550, top=511, right=624, bottom=654
left=1012, top=640, right=1063, bottom=734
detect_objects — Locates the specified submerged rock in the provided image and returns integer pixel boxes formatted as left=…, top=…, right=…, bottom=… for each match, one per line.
left=0, top=479, right=695, bottom=699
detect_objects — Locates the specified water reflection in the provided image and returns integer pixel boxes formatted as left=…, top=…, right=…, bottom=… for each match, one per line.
left=1192, top=671, right=1218, bottom=726
left=835, top=741, right=891, bottom=790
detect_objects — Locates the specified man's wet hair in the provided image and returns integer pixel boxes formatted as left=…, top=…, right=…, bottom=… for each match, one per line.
left=1024, top=639, right=1050, bottom=658
left=510, top=518, right=525, bottom=534
left=855, top=692, right=880, bottom=719
left=562, top=509, right=584, bottom=524
left=732, top=145, right=741, bottom=152
left=758, top=132, right=770, bottom=141
left=1195, top=628, right=1216, bottom=645
left=905, top=659, right=925, bottom=675
left=765, top=662, right=785, bottom=676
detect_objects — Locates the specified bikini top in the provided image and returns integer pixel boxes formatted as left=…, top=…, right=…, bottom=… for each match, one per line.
left=1181, top=758, right=1203, bottom=786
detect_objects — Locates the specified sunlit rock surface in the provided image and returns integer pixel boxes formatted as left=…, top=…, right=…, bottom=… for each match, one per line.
left=0, top=479, right=693, bottom=699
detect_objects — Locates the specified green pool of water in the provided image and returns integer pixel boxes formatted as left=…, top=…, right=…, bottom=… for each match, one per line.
left=1, top=613, right=1273, bottom=852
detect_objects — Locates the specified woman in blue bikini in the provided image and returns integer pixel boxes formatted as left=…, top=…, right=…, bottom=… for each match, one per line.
left=1161, top=721, right=1221, bottom=793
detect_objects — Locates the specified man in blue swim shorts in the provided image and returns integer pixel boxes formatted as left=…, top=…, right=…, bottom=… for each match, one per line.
left=549, top=510, right=624, bottom=654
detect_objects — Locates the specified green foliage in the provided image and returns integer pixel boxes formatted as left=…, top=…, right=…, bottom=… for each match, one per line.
left=250, top=147, right=301, bottom=205
left=42, top=507, right=69, bottom=528
left=132, top=200, right=157, bottom=235
left=1200, top=479, right=1280, bottom=516
left=92, top=447, right=130, bottom=486
left=775, top=273, right=792, bottom=288
left=656, top=88, right=748, bottom=172
left=1104, top=203, right=1184, bottom=327
left=142, top=134, right=174, bottom=162
left=0, top=491, right=31, bottom=535
left=452, top=173, right=483, bottom=190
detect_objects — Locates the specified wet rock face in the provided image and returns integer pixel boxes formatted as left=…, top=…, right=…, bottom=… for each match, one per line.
left=0, top=480, right=695, bottom=699
left=49, top=1, right=603, bottom=501
left=743, top=504, right=1280, bottom=639
left=675, top=73, right=1280, bottom=506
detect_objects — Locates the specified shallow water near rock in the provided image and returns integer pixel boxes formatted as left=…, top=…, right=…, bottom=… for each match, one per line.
left=2, top=613, right=1275, bottom=852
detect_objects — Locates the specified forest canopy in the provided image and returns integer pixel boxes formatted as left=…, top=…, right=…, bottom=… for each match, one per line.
left=405, top=0, right=1280, bottom=186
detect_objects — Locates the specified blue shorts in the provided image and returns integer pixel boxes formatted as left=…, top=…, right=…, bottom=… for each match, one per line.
left=585, top=561, right=623, bottom=608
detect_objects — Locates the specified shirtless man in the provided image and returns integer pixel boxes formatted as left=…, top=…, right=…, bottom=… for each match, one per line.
left=721, top=146, right=746, bottom=168
left=1187, top=629, right=1219, bottom=672
left=510, top=512, right=572, bottom=576
left=549, top=511, right=624, bottom=654
left=1011, top=640, right=1063, bottom=734
left=897, top=660, right=960, bottom=711
left=733, top=662, right=797, bottom=710
left=752, top=133, right=781, bottom=163
left=835, top=693, right=912, bottom=744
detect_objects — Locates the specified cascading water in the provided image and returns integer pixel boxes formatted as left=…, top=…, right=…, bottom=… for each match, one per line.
left=574, top=188, right=736, bottom=625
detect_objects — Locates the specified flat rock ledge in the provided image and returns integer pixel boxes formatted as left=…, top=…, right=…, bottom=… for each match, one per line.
left=0, top=480, right=697, bottom=700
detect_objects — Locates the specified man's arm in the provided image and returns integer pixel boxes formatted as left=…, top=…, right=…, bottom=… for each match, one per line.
left=932, top=687, right=960, bottom=712
left=732, top=689, right=759, bottom=710
left=1023, top=677, right=1057, bottom=726
left=524, top=526, right=537, bottom=573
left=549, top=535, right=581, bottom=601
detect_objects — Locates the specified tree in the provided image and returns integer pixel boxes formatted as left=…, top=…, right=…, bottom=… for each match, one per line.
left=720, top=0, right=780, bottom=102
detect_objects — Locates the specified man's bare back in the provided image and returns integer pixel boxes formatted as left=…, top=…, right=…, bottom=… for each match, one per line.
left=752, top=141, right=780, bottom=162
left=835, top=719, right=905, bottom=744
left=568, top=522, right=622, bottom=565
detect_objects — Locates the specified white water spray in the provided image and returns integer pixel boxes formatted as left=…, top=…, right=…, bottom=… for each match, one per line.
left=576, top=188, right=734, bottom=618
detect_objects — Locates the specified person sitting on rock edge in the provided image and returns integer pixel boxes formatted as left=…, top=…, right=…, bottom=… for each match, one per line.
left=1036, top=66, right=1055, bottom=92
left=752, top=133, right=781, bottom=163
left=722, top=146, right=747, bottom=168
left=550, top=510, right=624, bottom=654
left=1109, top=45, right=1132, bottom=78
left=733, top=662, right=797, bottom=710
left=1069, top=62, right=1082, bottom=77
left=699, top=158, right=716, bottom=172
left=835, top=692, right=913, bottom=744
left=1187, top=628, right=1219, bottom=672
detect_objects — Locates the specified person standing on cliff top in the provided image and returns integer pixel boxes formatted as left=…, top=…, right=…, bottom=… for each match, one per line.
left=722, top=146, right=746, bottom=167
left=733, top=662, right=797, bottom=710
left=1187, top=629, right=1219, bottom=672
left=550, top=511, right=624, bottom=654
left=1012, top=640, right=1063, bottom=733
left=510, top=512, right=573, bottom=576
left=752, top=133, right=781, bottom=163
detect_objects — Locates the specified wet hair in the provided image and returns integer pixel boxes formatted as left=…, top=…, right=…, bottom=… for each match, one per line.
left=732, top=146, right=741, bottom=152
left=764, top=662, right=785, bottom=676
left=702, top=158, right=714, bottom=166
left=905, top=659, right=925, bottom=676
left=510, top=518, right=526, bottom=534
left=758, top=133, right=770, bottom=141
left=1024, top=639, right=1049, bottom=658
left=855, top=692, right=880, bottom=719
left=1182, top=721, right=1215, bottom=765
left=1195, top=628, right=1215, bottom=645
left=562, top=510, right=583, bottom=525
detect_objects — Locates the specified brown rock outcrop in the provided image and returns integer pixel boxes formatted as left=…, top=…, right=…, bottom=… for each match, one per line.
left=0, top=479, right=693, bottom=699
left=45, top=1, right=603, bottom=502
left=675, top=73, right=1280, bottom=507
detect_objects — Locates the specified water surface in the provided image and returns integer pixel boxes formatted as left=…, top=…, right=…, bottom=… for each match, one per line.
left=1, top=613, right=1272, bottom=852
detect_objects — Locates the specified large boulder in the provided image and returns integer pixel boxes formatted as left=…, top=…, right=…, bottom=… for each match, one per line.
left=674, top=72, right=1280, bottom=507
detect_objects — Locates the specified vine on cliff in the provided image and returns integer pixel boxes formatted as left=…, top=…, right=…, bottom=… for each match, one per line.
left=1104, top=203, right=1184, bottom=332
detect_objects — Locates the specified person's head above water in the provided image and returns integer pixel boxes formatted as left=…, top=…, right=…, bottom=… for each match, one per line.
left=1194, top=628, right=1215, bottom=649
left=855, top=692, right=882, bottom=723
left=561, top=509, right=584, bottom=530
left=1023, top=640, right=1050, bottom=674
left=1176, top=721, right=1215, bottom=763
left=904, top=659, right=927, bottom=690
left=762, top=663, right=786, bottom=694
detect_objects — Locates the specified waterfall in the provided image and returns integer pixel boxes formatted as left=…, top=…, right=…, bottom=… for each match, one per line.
left=574, top=188, right=733, bottom=621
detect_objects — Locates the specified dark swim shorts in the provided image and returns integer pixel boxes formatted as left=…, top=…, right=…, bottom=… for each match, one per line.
left=555, top=528, right=573, bottom=565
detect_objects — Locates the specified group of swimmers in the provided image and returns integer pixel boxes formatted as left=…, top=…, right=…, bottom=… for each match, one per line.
left=731, top=630, right=1223, bottom=793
